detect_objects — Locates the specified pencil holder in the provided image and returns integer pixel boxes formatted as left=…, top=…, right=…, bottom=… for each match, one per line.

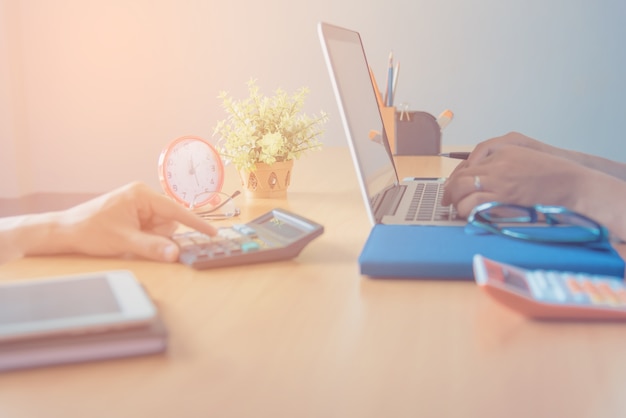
left=381, top=106, right=441, bottom=156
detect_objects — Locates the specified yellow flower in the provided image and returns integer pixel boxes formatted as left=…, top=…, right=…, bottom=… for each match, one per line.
left=259, top=132, right=285, bottom=162
left=214, top=79, right=328, bottom=171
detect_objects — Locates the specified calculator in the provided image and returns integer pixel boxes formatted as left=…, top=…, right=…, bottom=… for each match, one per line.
left=472, top=254, right=626, bottom=320
left=171, top=208, right=324, bottom=270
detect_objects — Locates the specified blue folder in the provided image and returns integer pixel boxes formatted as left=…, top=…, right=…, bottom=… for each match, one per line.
left=358, top=225, right=625, bottom=279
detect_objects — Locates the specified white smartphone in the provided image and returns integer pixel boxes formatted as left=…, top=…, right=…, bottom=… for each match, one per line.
left=0, top=270, right=157, bottom=342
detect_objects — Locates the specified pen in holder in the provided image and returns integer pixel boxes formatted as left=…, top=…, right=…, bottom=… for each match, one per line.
left=381, top=105, right=451, bottom=156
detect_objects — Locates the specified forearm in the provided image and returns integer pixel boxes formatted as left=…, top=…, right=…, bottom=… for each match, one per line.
left=554, top=147, right=626, bottom=181
left=572, top=170, right=626, bottom=242
left=0, top=211, right=74, bottom=264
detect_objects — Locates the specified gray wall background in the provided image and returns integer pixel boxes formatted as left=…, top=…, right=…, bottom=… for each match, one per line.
left=1, top=0, right=624, bottom=195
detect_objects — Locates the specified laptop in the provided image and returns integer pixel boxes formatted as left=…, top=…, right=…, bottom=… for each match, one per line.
left=318, top=22, right=464, bottom=226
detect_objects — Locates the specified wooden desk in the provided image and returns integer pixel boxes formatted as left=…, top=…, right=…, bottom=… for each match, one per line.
left=1, top=147, right=626, bottom=418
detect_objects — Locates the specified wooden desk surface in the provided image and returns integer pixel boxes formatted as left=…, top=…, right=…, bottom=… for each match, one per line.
left=2, top=147, right=626, bottom=418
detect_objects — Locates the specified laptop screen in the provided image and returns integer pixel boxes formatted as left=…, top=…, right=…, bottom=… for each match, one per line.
left=318, top=23, right=399, bottom=211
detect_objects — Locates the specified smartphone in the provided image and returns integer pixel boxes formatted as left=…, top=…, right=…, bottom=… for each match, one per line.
left=0, top=270, right=157, bottom=342
left=472, top=254, right=626, bottom=320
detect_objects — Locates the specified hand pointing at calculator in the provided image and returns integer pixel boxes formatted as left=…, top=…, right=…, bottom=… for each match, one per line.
left=0, top=182, right=217, bottom=264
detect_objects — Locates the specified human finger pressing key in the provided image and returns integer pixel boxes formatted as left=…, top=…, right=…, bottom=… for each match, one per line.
left=0, top=182, right=217, bottom=264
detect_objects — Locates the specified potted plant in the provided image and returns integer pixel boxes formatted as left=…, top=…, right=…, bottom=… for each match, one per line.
left=214, top=79, right=328, bottom=198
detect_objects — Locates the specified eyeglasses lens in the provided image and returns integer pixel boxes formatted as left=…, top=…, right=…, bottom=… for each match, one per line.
left=470, top=204, right=605, bottom=243
left=191, top=192, right=240, bottom=219
left=478, top=205, right=532, bottom=223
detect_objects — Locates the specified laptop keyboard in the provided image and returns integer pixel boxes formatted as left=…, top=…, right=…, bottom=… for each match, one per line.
left=405, top=182, right=458, bottom=221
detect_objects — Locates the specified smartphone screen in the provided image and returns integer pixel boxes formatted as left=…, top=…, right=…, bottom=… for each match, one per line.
left=0, top=276, right=120, bottom=325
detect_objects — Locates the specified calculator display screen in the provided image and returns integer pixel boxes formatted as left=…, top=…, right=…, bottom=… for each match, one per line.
left=502, top=269, right=531, bottom=294
left=484, top=259, right=531, bottom=294
left=260, top=217, right=304, bottom=240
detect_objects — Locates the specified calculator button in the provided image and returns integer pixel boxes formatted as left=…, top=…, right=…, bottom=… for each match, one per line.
left=525, top=272, right=545, bottom=299
left=545, top=272, right=567, bottom=302
left=595, top=282, right=620, bottom=306
left=564, top=277, right=591, bottom=304
left=566, top=278, right=584, bottom=295
left=191, top=234, right=214, bottom=245
left=614, top=289, right=626, bottom=305
left=222, top=241, right=242, bottom=254
left=218, top=228, right=243, bottom=240
left=241, top=241, right=260, bottom=252
left=535, top=273, right=548, bottom=290
left=210, top=245, right=226, bottom=257
left=233, top=224, right=258, bottom=237
left=197, top=245, right=215, bottom=257
left=580, top=280, right=605, bottom=305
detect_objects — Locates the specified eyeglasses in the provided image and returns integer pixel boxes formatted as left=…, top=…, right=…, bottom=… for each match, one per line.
left=189, top=190, right=241, bottom=220
left=466, top=202, right=610, bottom=245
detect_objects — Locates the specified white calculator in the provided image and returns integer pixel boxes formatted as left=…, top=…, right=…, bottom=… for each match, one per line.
left=473, top=254, right=626, bottom=320
left=172, top=208, right=324, bottom=270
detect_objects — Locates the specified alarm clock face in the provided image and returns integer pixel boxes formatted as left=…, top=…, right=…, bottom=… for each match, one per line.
left=158, top=136, right=225, bottom=208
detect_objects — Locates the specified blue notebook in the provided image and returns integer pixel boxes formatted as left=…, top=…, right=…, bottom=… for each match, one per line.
left=359, top=225, right=625, bottom=279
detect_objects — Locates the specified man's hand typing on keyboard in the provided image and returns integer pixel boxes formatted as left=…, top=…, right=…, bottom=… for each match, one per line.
left=442, top=132, right=626, bottom=242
